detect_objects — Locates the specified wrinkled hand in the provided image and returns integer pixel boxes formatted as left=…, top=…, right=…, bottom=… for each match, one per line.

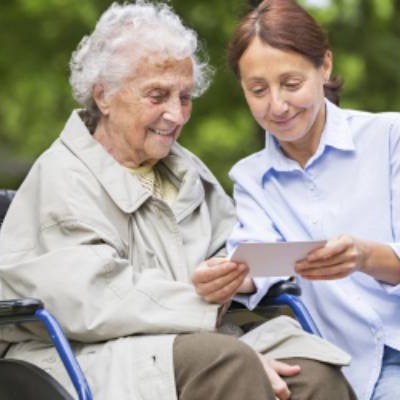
left=257, top=354, right=301, bottom=400
left=295, top=235, right=366, bottom=280
left=192, top=258, right=249, bottom=304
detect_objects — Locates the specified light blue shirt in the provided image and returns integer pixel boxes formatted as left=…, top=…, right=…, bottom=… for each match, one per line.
left=228, top=99, right=400, bottom=400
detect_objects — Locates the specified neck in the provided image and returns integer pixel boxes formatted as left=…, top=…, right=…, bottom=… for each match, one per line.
left=280, top=137, right=320, bottom=168
left=93, top=120, right=153, bottom=169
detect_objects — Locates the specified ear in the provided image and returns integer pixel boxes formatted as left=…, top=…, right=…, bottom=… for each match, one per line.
left=322, top=50, right=333, bottom=81
left=92, top=83, right=110, bottom=115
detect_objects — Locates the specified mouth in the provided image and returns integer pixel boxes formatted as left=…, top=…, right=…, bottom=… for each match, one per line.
left=271, top=112, right=299, bottom=125
left=148, top=127, right=177, bottom=136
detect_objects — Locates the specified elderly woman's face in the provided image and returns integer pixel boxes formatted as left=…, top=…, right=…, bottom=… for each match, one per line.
left=95, top=57, right=194, bottom=168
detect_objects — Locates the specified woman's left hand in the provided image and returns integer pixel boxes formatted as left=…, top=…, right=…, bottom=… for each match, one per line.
left=295, top=235, right=367, bottom=280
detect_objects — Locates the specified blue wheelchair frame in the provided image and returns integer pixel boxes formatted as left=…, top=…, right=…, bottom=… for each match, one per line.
left=0, top=298, right=93, bottom=400
left=258, top=279, right=321, bottom=335
left=261, top=291, right=321, bottom=335
left=229, top=278, right=321, bottom=336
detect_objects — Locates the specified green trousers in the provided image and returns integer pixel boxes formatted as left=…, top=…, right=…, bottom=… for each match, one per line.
left=174, top=332, right=357, bottom=400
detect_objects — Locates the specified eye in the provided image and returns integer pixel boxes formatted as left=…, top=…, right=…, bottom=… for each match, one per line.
left=180, top=93, right=192, bottom=105
left=147, top=90, right=168, bottom=104
left=150, top=94, right=166, bottom=104
left=283, top=81, right=302, bottom=91
left=250, top=86, right=267, bottom=97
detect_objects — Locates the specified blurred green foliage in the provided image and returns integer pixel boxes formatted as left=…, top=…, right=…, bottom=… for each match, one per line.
left=1, top=0, right=400, bottom=192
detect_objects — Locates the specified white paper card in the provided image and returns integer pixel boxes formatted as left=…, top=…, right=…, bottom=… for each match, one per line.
left=229, top=241, right=327, bottom=277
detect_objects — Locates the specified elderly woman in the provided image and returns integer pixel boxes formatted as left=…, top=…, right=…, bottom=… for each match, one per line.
left=0, top=1, right=355, bottom=399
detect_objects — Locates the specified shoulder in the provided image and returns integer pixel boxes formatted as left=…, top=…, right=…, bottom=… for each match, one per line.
left=342, top=107, right=400, bottom=131
left=329, top=103, right=400, bottom=148
left=17, top=138, right=108, bottom=228
left=229, top=149, right=266, bottom=184
left=30, top=139, right=97, bottom=193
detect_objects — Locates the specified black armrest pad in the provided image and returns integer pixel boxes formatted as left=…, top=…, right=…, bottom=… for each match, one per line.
left=0, top=299, right=43, bottom=318
left=264, top=278, right=301, bottom=299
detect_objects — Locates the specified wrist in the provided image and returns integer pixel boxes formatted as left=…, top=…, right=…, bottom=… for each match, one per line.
left=238, top=277, right=256, bottom=294
left=356, top=239, right=370, bottom=272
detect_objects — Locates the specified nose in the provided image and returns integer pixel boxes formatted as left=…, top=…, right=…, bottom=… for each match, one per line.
left=163, top=97, right=187, bottom=125
left=269, top=90, right=288, bottom=116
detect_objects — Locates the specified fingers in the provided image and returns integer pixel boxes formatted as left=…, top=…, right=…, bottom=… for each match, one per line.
left=200, top=269, right=247, bottom=303
left=270, top=369, right=291, bottom=400
left=306, top=235, right=353, bottom=262
left=257, top=355, right=300, bottom=400
left=192, top=259, right=249, bottom=304
left=296, top=261, right=355, bottom=280
left=192, top=259, right=236, bottom=284
left=268, top=359, right=301, bottom=377
left=295, top=235, right=359, bottom=280
left=257, top=356, right=290, bottom=400
left=299, top=262, right=355, bottom=280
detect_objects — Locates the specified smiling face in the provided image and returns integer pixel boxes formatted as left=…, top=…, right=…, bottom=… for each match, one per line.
left=93, top=56, right=194, bottom=168
left=239, top=37, right=332, bottom=163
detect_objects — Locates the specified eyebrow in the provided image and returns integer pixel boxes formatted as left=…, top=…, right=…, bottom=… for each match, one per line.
left=141, top=82, right=194, bottom=92
left=244, top=77, right=266, bottom=85
left=244, top=71, right=305, bottom=85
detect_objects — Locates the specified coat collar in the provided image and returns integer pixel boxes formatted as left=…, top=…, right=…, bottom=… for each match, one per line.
left=59, top=110, right=212, bottom=217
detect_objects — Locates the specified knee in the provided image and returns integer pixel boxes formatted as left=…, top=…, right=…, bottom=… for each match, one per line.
left=174, top=333, right=275, bottom=400
left=308, top=362, right=352, bottom=395
left=174, top=332, right=260, bottom=372
left=282, top=358, right=355, bottom=400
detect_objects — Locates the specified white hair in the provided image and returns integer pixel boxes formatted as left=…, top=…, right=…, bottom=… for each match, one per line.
left=69, top=1, right=212, bottom=114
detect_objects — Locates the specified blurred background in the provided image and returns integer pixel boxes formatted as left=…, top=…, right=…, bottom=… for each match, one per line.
left=1, top=0, right=400, bottom=193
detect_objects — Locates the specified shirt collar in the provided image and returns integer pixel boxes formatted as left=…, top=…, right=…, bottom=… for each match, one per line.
left=260, top=99, right=355, bottom=179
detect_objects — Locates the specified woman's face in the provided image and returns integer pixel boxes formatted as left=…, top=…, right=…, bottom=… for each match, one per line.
left=239, top=37, right=332, bottom=158
left=94, top=57, right=194, bottom=168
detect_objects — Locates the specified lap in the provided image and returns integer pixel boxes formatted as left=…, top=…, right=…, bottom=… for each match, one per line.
left=173, top=333, right=356, bottom=400
left=174, top=332, right=276, bottom=400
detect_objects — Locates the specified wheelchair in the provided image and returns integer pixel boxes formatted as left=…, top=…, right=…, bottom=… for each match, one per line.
left=0, top=189, right=318, bottom=399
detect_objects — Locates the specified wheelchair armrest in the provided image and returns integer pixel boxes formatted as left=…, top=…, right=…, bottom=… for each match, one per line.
left=229, top=278, right=300, bottom=311
left=230, top=279, right=321, bottom=336
left=0, top=298, right=44, bottom=319
left=262, top=278, right=301, bottom=299
left=258, top=279, right=321, bottom=336
left=0, top=298, right=92, bottom=400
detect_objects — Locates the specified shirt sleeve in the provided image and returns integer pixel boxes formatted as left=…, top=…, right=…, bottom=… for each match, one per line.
left=229, top=180, right=290, bottom=308
left=389, top=115, right=400, bottom=256
left=383, top=115, right=400, bottom=295
left=227, top=182, right=282, bottom=252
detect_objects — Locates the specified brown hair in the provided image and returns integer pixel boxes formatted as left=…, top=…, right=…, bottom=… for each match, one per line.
left=227, top=0, right=342, bottom=105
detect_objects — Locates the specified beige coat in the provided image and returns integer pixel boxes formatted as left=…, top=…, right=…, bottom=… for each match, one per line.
left=0, top=111, right=350, bottom=399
